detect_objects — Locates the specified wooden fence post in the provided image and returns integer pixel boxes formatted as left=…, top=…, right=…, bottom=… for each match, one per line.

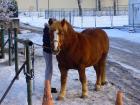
left=25, top=40, right=32, bottom=105
left=14, top=28, right=19, bottom=79
left=8, top=28, right=12, bottom=66
left=0, top=28, right=4, bottom=58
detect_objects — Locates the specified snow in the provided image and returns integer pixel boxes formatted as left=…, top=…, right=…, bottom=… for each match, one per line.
left=105, top=29, right=140, bottom=44
left=108, top=58, right=140, bottom=79
left=110, top=45, right=133, bottom=54
left=19, top=16, right=48, bottom=28
left=73, top=16, right=128, bottom=27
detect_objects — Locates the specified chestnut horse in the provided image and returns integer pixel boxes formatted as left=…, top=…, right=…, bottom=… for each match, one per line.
left=49, top=19, right=109, bottom=100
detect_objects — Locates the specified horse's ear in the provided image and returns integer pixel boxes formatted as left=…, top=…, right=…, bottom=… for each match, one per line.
left=61, top=19, right=68, bottom=32
left=61, top=19, right=65, bottom=27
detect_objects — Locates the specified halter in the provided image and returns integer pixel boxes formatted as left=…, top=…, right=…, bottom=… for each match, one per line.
left=50, top=30, right=65, bottom=55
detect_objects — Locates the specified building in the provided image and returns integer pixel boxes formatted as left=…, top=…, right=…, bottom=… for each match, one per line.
left=17, top=0, right=128, bottom=11
left=129, top=0, right=140, bottom=26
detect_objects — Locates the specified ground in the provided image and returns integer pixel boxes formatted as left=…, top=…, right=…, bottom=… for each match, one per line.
left=0, top=27, right=140, bottom=105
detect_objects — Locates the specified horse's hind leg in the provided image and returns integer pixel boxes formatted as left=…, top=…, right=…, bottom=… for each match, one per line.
left=100, top=53, right=108, bottom=85
left=94, top=54, right=107, bottom=91
left=57, top=66, right=68, bottom=100
left=78, top=68, right=88, bottom=98
left=94, top=65, right=101, bottom=91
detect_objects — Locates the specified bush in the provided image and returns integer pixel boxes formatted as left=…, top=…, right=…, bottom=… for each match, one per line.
left=0, top=0, right=18, bottom=20
left=9, top=0, right=18, bottom=17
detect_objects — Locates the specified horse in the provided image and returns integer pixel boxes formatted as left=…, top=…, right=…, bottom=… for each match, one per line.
left=49, top=19, right=109, bottom=100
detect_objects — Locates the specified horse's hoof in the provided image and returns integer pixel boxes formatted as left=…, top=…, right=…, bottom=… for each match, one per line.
left=56, top=96, right=64, bottom=101
left=101, top=81, right=108, bottom=86
left=80, top=95, right=88, bottom=99
left=95, top=85, right=101, bottom=91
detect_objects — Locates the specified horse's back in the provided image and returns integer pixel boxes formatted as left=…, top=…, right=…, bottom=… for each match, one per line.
left=81, top=28, right=109, bottom=53
left=81, top=28, right=107, bottom=38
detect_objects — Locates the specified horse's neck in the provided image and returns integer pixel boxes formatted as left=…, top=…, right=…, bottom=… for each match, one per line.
left=63, top=30, right=79, bottom=49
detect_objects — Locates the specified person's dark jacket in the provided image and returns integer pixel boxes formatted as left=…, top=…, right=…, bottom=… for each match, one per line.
left=43, top=24, right=52, bottom=53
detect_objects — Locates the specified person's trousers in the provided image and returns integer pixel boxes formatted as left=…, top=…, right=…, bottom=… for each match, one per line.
left=43, top=51, right=53, bottom=81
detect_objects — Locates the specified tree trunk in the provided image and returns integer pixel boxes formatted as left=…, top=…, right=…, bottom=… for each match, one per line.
left=77, top=0, right=82, bottom=16
left=96, top=0, right=101, bottom=11
left=98, top=0, right=101, bottom=11
left=113, top=0, right=117, bottom=15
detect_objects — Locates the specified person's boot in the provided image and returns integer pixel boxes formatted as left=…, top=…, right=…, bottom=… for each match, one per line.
left=115, top=91, right=123, bottom=105
left=51, top=87, right=57, bottom=93
left=42, top=80, right=54, bottom=105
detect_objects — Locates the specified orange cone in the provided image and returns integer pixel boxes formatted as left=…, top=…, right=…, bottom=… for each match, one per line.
left=42, top=80, right=54, bottom=105
left=115, top=91, right=123, bottom=105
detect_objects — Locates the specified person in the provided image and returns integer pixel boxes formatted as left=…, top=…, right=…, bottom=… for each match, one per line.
left=42, top=18, right=57, bottom=105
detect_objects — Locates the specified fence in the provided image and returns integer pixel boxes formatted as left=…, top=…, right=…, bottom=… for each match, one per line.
left=44, top=6, right=128, bottom=28
left=19, top=5, right=128, bottom=28
left=0, top=28, right=16, bottom=66
left=18, top=6, right=129, bottom=29
left=0, top=33, right=34, bottom=105
left=0, top=28, right=34, bottom=105
left=44, top=6, right=128, bottom=18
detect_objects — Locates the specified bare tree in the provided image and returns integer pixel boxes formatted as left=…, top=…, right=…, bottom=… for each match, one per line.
left=0, top=0, right=17, bottom=21
left=35, top=0, right=38, bottom=11
left=96, top=0, right=101, bottom=11
left=113, top=0, right=117, bottom=15
left=77, top=0, right=82, bottom=16
left=98, top=0, right=101, bottom=11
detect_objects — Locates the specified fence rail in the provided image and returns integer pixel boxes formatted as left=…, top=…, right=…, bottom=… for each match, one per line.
left=19, top=5, right=128, bottom=18
left=45, top=7, right=128, bottom=18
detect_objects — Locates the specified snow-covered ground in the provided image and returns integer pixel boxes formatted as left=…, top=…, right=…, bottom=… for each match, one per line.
left=0, top=15, right=140, bottom=105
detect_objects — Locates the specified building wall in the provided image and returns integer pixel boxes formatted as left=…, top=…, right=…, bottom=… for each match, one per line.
left=118, top=0, right=128, bottom=6
left=17, top=0, right=36, bottom=11
left=17, top=0, right=128, bottom=11
left=129, top=0, right=140, bottom=26
left=101, top=0, right=128, bottom=8
left=101, top=0, right=113, bottom=8
left=49, top=0, right=77, bottom=9
left=81, top=0, right=96, bottom=9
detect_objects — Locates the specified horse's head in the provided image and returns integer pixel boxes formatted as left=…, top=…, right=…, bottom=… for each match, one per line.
left=49, top=19, right=69, bottom=55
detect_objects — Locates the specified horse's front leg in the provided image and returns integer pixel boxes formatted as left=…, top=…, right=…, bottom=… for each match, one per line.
left=57, top=67, right=68, bottom=100
left=78, top=68, right=88, bottom=98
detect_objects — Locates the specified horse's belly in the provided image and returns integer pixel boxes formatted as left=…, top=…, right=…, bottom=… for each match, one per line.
left=57, top=57, right=81, bottom=69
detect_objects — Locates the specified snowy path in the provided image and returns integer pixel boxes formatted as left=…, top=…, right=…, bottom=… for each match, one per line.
left=109, top=37, right=140, bottom=77
left=107, top=37, right=140, bottom=105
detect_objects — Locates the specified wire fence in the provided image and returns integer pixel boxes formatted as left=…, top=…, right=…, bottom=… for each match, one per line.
left=19, top=5, right=129, bottom=28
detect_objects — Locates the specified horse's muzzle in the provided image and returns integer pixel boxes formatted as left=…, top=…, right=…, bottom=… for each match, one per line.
left=52, top=49, right=61, bottom=55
